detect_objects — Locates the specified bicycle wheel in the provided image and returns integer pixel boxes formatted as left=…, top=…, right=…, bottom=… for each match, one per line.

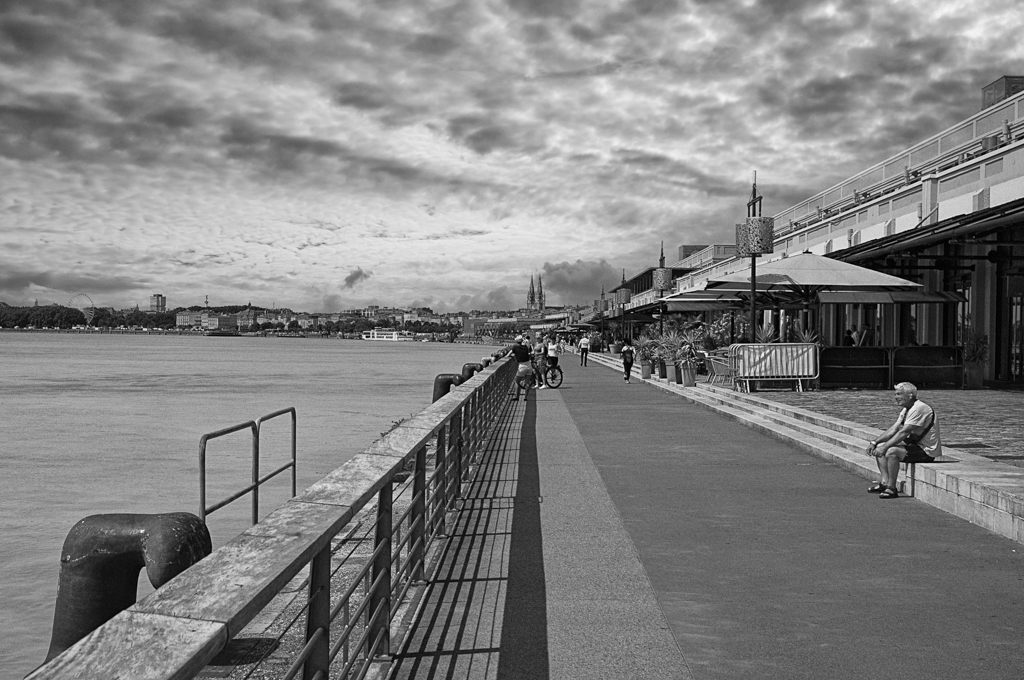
left=545, top=366, right=563, bottom=388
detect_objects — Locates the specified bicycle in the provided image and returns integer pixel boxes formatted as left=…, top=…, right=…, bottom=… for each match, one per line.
left=543, top=363, right=563, bottom=388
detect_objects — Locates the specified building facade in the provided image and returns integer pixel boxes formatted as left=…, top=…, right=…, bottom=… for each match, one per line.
left=661, top=84, right=1024, bottom=385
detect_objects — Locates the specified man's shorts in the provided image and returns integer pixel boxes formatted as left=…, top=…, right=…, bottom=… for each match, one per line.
left=903, top=443, right=935, bottom=463
left=516, top=364, right=534, bottom=379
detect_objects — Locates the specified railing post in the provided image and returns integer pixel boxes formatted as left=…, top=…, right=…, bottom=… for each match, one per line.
left=251, top=427, right=260, bottom=526
left=369, top=483, right=392, bottom=657
left=199, top=438, right=208, bottom=523
left=453, top=412, right=464, bottom=499
left=291, top=408, right=298, bottom=498
left=411, top=445, right=426, bottom=582
left=435, top=426, right=447, bottom=536
left=303, top=544, right=331, bottom=680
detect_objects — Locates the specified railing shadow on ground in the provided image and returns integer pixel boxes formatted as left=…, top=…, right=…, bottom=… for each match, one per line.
left=388, top=386, right=549, bottom=680
left=30, top=358, right=517, bottom=680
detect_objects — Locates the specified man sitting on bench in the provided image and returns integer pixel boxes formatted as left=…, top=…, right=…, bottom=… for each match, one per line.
left=866, top=382, right=942, bottom=499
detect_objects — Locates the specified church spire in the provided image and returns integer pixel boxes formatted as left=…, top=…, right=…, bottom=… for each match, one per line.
left=537, top=274, right=545, bottom=312
left=659, top=241, right=665, bottom=268
left=527, top=276, right=536, bottom=309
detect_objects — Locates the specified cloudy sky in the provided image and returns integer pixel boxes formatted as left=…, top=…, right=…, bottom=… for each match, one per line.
left=2, top=0, right=1023, bottom=312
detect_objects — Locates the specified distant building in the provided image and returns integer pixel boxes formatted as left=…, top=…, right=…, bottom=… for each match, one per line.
left=203, top=314, right=237, bottom=331
left=176, top=311, right=203, bottom=327
left=150, top=294, right=166, bottom=313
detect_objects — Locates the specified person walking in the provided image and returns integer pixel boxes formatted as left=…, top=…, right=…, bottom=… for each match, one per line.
left=620, top=340, right=635, bottom=382
left=578, top=334, right=590, bottom=366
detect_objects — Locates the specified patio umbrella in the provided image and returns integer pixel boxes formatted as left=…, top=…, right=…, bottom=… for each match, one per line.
left=702, top=252, right=922, bottom=295
left=701, top=252, right=922, bottom=342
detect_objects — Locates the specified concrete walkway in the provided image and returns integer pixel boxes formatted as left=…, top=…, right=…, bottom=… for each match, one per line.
left=389, top=356, right=1024, bottom=679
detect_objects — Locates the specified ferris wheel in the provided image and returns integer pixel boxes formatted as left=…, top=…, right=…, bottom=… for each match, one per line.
left=69, top=293, right=96, bottom=325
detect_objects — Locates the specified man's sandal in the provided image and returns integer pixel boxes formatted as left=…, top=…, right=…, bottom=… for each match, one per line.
left=867, top=482, right=886, bottom=493
left=879, top=487, right=900, bottom=499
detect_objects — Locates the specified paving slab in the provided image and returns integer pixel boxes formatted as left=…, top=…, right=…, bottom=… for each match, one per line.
left=562, top=355, right=1024, bottom=679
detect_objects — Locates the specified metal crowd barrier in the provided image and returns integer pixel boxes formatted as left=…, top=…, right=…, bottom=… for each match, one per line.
left=31, top=357, right=517, bottom=680
left=729, top=343, right=820, bottom=392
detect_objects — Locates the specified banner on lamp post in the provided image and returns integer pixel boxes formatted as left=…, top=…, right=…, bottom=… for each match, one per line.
left=652, top=268, right=672, bottom=292
left=736, top=217, right=775, bottom=257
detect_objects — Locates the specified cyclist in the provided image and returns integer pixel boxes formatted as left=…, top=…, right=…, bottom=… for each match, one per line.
left=510, top=336, right=533, bottom=401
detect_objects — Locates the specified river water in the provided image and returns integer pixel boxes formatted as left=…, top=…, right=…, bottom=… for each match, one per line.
left=0, top=332, right=492, bottom=678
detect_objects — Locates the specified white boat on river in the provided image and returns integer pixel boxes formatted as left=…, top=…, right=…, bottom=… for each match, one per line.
left=361, top=328, right=415, bottom=341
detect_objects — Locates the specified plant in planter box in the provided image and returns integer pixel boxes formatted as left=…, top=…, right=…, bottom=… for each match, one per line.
left=675, top=330, right=703, bottom=386
left=657, top=331, right=689, bottom=384
left=754, top=323, right=779, bottom=343
left=633, top=336, right=656, bottom=379
left=963, top=329, right=988, bottom=389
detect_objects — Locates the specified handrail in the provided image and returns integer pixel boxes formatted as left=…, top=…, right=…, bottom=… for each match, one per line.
left=31, top=356, right=517, bottom=680
left=198, top=421, right=258, bottom=524
left=198, top=406, right=299, bottom=525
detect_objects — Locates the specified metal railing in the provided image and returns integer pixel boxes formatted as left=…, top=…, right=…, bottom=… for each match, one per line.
left=30, top=357, right=516, bottom=680
left=198, top=407, right=298, bottom=524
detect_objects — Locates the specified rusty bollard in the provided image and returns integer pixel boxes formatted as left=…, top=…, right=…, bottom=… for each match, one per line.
left=45, top=512, right=211, bottom=662
left=432, top=373, right=462, bottom=402
left=460, top=363, right=484, bottom=383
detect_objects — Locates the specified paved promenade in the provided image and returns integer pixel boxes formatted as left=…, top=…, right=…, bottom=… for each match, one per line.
left=388, top=356, right=1024, bottom=680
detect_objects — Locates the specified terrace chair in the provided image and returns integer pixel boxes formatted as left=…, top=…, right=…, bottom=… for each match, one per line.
left=706, top=356, right=736, bottom=388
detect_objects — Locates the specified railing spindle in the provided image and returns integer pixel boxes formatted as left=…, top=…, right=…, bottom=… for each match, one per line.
left=369, top=483, right=392, bottom=658
left=303, top=544, right=331, bottom=680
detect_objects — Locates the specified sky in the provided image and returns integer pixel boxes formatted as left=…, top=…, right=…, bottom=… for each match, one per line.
left=2, top=0, right=1024, bottom=313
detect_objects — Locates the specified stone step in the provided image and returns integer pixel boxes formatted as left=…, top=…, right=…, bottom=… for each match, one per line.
left=688, top=385, right=873, bottom=456
left=586, top=353, right=1024, bottom=546
left=697, top=383, right=879, bottom=441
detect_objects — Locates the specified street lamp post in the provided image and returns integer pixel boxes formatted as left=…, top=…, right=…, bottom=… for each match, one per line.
left=736, top=175, right=774, bottom=341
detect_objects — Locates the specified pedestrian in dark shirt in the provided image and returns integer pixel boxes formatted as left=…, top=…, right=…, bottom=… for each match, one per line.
left=620, top=341, right=635, bottom=382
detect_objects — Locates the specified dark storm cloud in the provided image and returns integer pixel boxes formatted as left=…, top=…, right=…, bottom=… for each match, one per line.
left=447, top=115, right=522, bottom=155
left=0, top=266, right=143, bottom=297
left=343, top=267, right=372, bottom=289
left=406, top=33, right=459, bottom=56
left=449, top=286, right=519, bottom=312
left=541, top=260, right=620, bottom=304
left=333, top=82, right=394, bottom=111
left=506, top=0, right=582, bottom=19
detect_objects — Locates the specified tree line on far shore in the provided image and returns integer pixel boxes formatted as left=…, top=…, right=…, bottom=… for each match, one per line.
left=0, top=304, right=462, bottom=336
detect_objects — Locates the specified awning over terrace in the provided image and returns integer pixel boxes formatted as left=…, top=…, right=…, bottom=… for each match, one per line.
left=817, top=291, right=967, bottom=305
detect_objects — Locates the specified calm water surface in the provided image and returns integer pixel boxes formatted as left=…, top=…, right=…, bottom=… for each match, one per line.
left=0, top=332, right=491, bottom=677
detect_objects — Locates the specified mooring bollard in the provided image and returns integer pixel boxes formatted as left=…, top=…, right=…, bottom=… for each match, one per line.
left=481, top=357, right=492, bottom=368
left=432, top=373, right=462, bottom=403
left=460, top=363, right=484, bottom=383
left=45, top=512, right=212, bottom=662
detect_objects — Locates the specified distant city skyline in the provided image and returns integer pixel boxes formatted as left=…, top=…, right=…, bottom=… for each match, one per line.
left=3, top=1, right=1024, bottom=311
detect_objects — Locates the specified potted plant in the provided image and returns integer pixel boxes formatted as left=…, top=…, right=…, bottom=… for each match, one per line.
left=633, top=336, right=656, bottom=379
left=676, top=330, right=704, bottom=386
left=963, top=329, right=988, bottom=389
left=657, top=331, right=687, bottom=384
